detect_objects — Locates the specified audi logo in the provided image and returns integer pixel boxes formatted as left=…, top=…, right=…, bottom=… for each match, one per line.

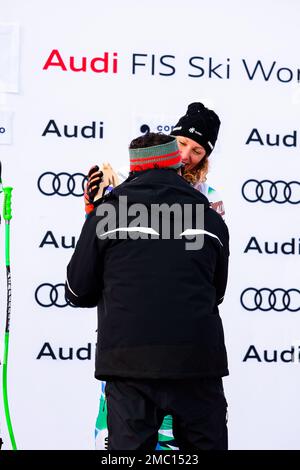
left=37, top=172, right=88, bottom=197
left=35, top=283, right=76, bottom=308
left=241, top=179, right=300, bottom=204
left=240, top=288, right=300, bottom=312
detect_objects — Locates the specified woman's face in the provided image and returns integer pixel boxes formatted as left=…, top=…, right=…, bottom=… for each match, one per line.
left=176, top=136, right=206, bottom=171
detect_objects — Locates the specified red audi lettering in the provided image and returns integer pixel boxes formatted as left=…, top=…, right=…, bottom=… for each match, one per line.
left=43, top=49, right=67, bottom=71
left=91, top=53, right=109, bottom=73
left=70, top=56, right=87, bottom=72
left=43, top=50, right=118, bottom=73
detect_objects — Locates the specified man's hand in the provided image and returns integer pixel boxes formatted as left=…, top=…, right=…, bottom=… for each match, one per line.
left=84, top=163, right=120, bottom=215
left=84, top=165, right=103, bottom=215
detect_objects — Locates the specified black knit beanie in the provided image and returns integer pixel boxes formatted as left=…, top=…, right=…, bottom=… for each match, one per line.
left=171, top=102, right=221, bottom=156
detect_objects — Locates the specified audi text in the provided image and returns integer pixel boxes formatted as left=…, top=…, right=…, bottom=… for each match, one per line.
left=42, top=120, right=104, bottom=139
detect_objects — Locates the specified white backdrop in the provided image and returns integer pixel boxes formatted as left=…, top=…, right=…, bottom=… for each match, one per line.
left=1, top=0, right=300, bottom=450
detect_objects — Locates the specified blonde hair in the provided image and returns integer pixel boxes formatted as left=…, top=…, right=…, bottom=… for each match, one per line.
left=183, top=156, right=209, bottom=185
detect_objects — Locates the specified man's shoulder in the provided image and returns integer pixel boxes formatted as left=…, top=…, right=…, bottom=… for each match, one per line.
left=205, top=204, right=229, bottom=241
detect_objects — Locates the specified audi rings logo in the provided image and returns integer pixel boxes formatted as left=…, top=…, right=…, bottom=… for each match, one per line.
left=241, top=288, right=300, bottom=312
left=242, top=179, right=300, bottom=204
left=38, top=172, right=88, bottom=197
left=35, top=283, right=76, bottom=308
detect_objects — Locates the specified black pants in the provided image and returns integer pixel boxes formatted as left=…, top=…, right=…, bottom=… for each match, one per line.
left=105, top=377, right=228, bottom=451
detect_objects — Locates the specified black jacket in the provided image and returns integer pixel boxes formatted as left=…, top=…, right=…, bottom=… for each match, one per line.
left=65, top=169, right=229, bottom=380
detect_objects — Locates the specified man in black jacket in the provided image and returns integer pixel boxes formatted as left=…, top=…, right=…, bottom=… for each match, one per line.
left=65, top=133, right=229, bottom=451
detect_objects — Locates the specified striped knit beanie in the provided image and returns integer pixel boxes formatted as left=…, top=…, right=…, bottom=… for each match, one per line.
left=129, top=137, right=181, bottom=172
